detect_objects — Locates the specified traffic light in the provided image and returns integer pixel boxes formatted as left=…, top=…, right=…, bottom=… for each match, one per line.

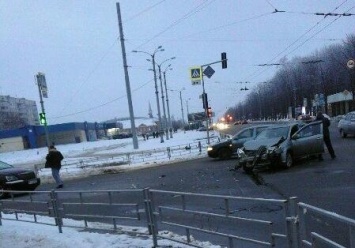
left=202, top=93, right=208, bottom=109
left=221, top=52, right=227, bottom=69
left=207, top=107, right=212, bottom=118
left=39, top=113, right=47, bottom=125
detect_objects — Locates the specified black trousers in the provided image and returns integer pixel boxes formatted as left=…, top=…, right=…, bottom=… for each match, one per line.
left=324, top=135, right=335, bottom=157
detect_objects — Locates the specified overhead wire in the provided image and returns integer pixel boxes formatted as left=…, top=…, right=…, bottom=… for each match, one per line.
left=243, top=1, right=352, bottom=82
left=54, top=1, right=168, bottom=120
left=218, top=0, right=351, bottom=117
left=134, top=0, right=216, bottom=49
left=51, top=78, right=154, bottom=120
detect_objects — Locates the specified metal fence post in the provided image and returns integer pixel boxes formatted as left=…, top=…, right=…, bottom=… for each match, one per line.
left=50, top=190, right=63, bottom=233
left=144, top=188, right=158, bottom=247
left=167, top=147, right=171, bottom=160
left=289, top=197, right=299, bottom=248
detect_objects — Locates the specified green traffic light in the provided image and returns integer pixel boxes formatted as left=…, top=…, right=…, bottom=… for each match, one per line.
left=39, top=113, right=47, bottom=125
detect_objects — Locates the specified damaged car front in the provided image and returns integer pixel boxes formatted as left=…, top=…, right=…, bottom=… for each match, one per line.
left=237, top=125, right=292, bottom=174
left=237, top=121, right=324, bottom=174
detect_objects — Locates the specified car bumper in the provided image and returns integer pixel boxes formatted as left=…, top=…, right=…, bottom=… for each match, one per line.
left=5, top=178, right=41, bottom=191
left=239, top=152, right=281, bottom=168
left=207, top=151, right=218, bottom=158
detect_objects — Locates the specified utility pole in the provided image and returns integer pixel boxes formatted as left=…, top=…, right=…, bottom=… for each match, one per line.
left=163, top=67, right=173, bottom=138
left=35, top=73, right=50, bottom=147
left=179, top=90, right=185, bottom=125
left=158, top=64, right=169, bottom=140
left=116, top=2, right=138, bottom=149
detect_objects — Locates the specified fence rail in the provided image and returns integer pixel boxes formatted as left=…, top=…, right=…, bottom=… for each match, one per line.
left=1, top=188, right=354, bottom=247
left=34, top=137, right=220, bottom=174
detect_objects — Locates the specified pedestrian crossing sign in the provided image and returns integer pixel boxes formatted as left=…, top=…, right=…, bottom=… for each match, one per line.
left=189, top=66, right=202, bottom=85
left=189, top=67, right=202, bottom=81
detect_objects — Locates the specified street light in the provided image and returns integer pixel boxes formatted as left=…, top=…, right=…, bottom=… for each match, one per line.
left=169, top=88, right=186, bottom=127
left=132, top=46, right=165, bottom=143
left=157, top=57, right=175, bottom=140
left=163, top=64, right=174, bottom=138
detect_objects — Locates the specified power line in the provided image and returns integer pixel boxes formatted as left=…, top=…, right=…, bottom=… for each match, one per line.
left=243, top=2, right=353, bottom=82
left=123, top=0, right=167, bottom=23
left=51, top=78, right=154, bottom=120
left=135, top=0, right=216, bottom=49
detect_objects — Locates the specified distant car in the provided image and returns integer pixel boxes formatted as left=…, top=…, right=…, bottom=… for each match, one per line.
left=198, top=126, right=207, bottom=131
left=237, top=121, right=324, bottom=173
left=0, top=160, right=41, bottom=199
left=207, top=125, right=270, bottom=160
left=112, top=133, right=132, bottom=139
left=337, top=111, right=355, bottom=138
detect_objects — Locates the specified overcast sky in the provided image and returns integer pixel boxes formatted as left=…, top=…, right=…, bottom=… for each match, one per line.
left=1, top=0, right=353, bottom=124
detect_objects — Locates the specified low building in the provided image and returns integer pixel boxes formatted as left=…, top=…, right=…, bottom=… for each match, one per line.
left=0, top=122, right=103, bottom=153
left=327, top=90, right=354, bottom=116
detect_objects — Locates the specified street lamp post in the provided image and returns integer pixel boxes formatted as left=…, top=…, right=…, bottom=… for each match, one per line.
left=157, top=57, right=175, bottom=140
left=169, top=88, right=185, bottom=129
left=179, top=88, right=186, bottom=125
left=163, top=65, right=173, bottom=138
left=132, top=46, right=165, bottom=143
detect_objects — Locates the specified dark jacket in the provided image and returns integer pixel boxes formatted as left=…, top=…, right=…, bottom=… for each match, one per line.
left=316, top=113, right=330, bottom=137
left=45, top=149, right=64, bottom=169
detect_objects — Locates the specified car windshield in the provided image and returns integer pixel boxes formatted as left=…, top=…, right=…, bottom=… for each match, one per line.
left=0, top=160, right=13, bottom=170
left=255, top=126, right=290, bottom=140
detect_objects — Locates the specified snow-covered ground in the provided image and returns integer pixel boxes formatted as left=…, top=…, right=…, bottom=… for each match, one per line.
left=2, top=130, right=220, bottom=183
left=1, top=130, right=223, bottom=247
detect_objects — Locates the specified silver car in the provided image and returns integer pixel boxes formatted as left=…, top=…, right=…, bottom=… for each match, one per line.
left=338, top=111, right=355, bottom=138
left=237, top=121, right=324, bottom=174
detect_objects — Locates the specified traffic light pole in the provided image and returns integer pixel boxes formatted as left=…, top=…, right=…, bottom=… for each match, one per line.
left=200, top=74, right=211, bottom=144
left=200, top=55, right=227, bottom=144
left=36, top=77, right=50, bottom=147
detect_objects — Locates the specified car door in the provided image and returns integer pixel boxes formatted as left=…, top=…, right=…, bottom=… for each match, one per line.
left=291, top=121, right=324, bottom=158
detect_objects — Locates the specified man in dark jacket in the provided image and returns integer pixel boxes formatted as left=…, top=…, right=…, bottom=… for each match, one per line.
left=316, top=111, right=336, bottom=160
left=45, top=145, right=64, bottom=188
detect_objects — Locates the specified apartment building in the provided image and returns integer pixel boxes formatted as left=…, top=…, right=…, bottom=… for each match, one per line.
left=0, top=95, right=39, bottom=130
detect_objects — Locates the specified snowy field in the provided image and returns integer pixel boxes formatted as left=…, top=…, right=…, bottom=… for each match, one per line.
left=1, top=130, right=220, bottom=183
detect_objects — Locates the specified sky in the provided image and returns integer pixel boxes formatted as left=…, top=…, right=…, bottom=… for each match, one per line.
left=1, top=0, right=354, bottom=124
left=1, top=130, right=222, bottom=247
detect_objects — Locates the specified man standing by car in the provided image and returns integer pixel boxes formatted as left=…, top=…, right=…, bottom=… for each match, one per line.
left=316, top=111, right=336, bottom=160
left=45, top=145, right=64, bottom=188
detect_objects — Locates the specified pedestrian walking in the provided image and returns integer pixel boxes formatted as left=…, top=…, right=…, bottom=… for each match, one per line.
left=316, top=111, right=336, bottom=160
left=45, top=145, right=64, bottom=188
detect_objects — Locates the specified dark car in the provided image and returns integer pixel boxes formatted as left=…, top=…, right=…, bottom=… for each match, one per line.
left=338, top=111, right=355, bottom=138
left=237, top=121, right=324, bottom=173
left=207, top=125, right=270, bottom=159
left=0, top=160, right=41, bottom=199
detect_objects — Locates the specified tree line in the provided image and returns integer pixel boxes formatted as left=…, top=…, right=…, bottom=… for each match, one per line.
left=226, top=34, right=355, bottom=120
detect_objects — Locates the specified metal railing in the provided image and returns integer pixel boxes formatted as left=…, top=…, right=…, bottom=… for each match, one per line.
left=1, top=189, right=354, bottom=247
left=34, top=137, right=219, bottom=174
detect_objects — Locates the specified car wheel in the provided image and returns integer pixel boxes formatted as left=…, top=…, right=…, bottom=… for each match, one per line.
left=218, top=148, right=232, bottom=160
left=340, top=129, right=347, bottom=138
left=283, top=152, right=293, bottom=168
left=242, top=162, right=254, bottom=174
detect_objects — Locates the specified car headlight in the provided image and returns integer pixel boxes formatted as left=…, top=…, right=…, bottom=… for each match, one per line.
left=207, top=146, right=213, bottom=151
left=5, top=175, right=19, bottom=182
